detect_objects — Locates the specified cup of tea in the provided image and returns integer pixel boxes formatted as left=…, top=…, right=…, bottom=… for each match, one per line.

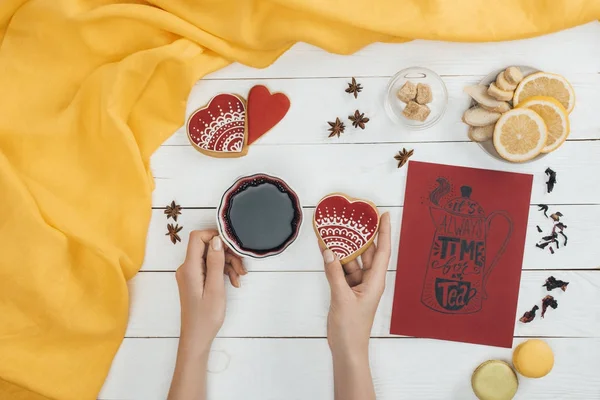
left=217, top=173, right=303, bottom=259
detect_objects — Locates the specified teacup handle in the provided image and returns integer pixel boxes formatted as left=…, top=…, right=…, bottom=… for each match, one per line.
left=482, top=211, right=513, bottom=300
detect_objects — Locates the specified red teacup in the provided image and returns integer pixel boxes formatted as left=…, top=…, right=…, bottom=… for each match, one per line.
left=217, top=173, right=303, bottom=258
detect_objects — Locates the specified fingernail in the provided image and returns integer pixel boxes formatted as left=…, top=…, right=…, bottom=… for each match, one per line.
left=242, top=263, right=248, bottom=274
left=211, top=236, right=222, bottom=251
left=323, top=249, right=335, bottom=264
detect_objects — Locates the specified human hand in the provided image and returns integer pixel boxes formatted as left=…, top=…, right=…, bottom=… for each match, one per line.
left=175, top=230, right=246, bottom=351
left=321, top=212, right=391, bottom=358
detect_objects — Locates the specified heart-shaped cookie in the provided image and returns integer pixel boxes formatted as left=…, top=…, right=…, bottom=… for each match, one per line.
left=247, top=85, right=290, bottom=145
left=313, top=193, right=380, bottom=264
left=187, top=93, right=248, bottom=158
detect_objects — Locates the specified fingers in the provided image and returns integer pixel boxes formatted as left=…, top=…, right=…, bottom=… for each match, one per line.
left=225, top=264, right=241, bottom=288
left=319, top=239, right=349, bottom=290
left=317, top=239, right=327, bottom=252
left=361, top=243, right=376, bottom=270
left=225, top=252, right=246, bottom=288
left=205, top=236, right=226, bottom=296
left=184, top=230, right=215, bottom=266
left=369, top=212, right=392, bottom=287
left=323, top=249, right=348, bottom=293
left=343, top=259, right=363, bottom=287
left=226, top=253, right=247, bottom=277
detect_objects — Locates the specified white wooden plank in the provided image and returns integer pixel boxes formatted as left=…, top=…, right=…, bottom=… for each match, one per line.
left=151, top=141, right=600, bottom=207
left=204, top=23, right=600, bottom=79
left=163, top=73, right=600, bottom=146
left=99, top=337, right=600, bottom=400
left=143, top=205, right=599, bottom=271
left=126, top=271, right=600, bottom=338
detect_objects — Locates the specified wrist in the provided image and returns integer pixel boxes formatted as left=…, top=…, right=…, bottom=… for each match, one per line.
left=328, top=333, right=370, bottom=360
left=330, top=344, right=369, bottom=365
left=179, top=329, right=213, bottom=359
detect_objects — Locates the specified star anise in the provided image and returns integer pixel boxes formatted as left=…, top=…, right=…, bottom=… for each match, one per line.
left=394, top=148, right=414, bottom=168
left=345, top=77, right=363, bottom=99
left=348, top=110, right=369, bottom=129
left=164, top=200, right=182, bottom=221
left=166, top=223, right=183, bottom=245
left=327, top=117, right=345, bottom=138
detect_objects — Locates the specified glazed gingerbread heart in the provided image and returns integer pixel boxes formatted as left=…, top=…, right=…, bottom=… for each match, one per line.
left=187, top=93, right=248, bottom=158
left=313, top=193, right=380, bottom=264
left=247, top=85, right=290, bottom=145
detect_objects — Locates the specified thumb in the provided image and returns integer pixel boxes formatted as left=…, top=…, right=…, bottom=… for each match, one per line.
left=205, top=236, right=226, bottom=297
left=322, top=249, right=347, bottom=293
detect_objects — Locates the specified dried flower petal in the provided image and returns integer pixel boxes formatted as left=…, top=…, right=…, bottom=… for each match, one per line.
left=545, top=167, right=557, bottom=193
left=543, top=276, right=569, bottom=292
left=519, top=305, right=539, bottom=323
left=541, top=295, right=558, bottom=318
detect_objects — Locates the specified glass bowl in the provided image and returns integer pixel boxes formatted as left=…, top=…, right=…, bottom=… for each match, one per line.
left=385, top=67, right=448, bottom=130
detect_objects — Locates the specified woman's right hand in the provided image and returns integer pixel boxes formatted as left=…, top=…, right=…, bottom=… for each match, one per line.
left=321, top=212, right=391, bottom=358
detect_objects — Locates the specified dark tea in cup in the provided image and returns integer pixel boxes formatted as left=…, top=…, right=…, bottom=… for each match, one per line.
left=217, top=173, right=303, bottom=258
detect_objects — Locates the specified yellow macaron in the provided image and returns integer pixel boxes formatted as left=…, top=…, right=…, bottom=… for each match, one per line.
left=472, top=360, right=519, bottom=400
left=512, top=339, right=554, bottom=378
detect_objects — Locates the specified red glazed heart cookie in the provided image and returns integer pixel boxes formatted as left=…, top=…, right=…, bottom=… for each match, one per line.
left=187, top=93, right=248, bottom=158
left=247, top=85, right=290, bottom=145
left=313, top=193, right=380, bottom=264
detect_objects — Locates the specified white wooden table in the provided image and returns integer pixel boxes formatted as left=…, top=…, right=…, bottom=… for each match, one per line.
left=100, top=23, right=600, bottom=400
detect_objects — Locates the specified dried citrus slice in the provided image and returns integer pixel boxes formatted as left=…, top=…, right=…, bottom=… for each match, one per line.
left=493, top=109, right=547, bottom=162
left=517, top=96, right=570, bottom=153
left=513, top=72, right=575, bottom=113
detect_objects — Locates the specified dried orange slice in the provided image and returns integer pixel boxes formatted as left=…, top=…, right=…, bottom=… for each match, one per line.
left=517, top=96, right=569, bottom=153
left=493, top=109, right=547, bottom=162
left=513, top=72, right=575, bottom=113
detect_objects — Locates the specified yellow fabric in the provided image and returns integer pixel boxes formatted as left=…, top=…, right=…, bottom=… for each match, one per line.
left=0, top=1, right=598, bottom=399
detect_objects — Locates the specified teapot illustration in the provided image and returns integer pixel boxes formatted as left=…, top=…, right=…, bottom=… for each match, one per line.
left=421, top=185, right=513, bottom=314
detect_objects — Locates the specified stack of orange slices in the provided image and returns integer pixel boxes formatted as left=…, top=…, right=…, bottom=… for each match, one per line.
left=494, top=72, right=574, bottom=162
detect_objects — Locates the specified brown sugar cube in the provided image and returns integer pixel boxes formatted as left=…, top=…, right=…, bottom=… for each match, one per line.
left=416, top=83, right=433, bottom=104
left=397, top=81, right=417, bottom=103
left=402, top=101, right=431, bottom=122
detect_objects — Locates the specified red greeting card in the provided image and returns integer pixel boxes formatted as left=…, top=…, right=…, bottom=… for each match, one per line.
left=390, top=161, right=533, bottom=348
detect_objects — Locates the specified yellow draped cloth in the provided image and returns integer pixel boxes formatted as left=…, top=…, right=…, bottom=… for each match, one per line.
left=0, top=1, right=598, bottom=399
